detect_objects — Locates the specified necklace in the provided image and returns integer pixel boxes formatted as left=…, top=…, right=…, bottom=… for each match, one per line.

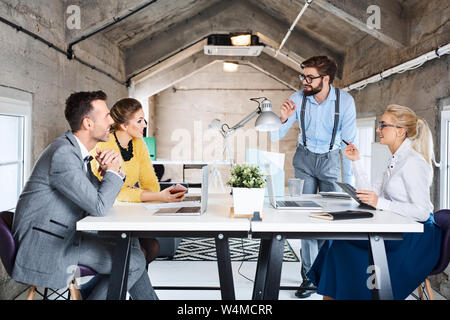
left=114, top=132, right=134, bottom=162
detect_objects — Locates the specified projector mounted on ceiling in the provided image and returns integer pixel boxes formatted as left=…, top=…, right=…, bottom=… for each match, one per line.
left=204, top=34, right=264, bottom=56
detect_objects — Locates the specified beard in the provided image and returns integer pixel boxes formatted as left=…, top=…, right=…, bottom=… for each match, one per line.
left=303, top=80, right=323, bottom=96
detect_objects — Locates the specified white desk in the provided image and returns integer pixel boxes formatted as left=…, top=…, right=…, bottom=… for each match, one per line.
left=250, top=195, right=423, bottom=300
left=76, top=194, right=249, bottom=300
left=76, top=194, right=423, bottom=300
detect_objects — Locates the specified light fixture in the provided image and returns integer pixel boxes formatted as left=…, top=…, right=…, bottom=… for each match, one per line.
left=230, top=34, right=251, bottom=46
left=208, top=97, right=282, bottom=165
left=223, top=61, right=239, bottom=72
left=254, top=99, right=283, bottom=132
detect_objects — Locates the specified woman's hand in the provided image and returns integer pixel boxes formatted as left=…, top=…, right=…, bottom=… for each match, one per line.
left=356, top=190, right=378, bottom=208
left=158, top=186, right=186, bottom=203
left=343, top=143, right=361, bottom=162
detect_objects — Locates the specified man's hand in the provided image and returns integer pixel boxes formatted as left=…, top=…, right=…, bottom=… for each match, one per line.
left=280, top=99, right=296, bottom=123
left=343, top=143, right=361, bottom=162
left=356, top=190, right=378, bottom=208
left=95, top=148, right=122, bottom=174
left=158, top=186, right=186, bottom=202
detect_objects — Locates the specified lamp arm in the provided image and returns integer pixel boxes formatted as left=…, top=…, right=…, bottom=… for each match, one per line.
left=223, top=107, right=261, bottom=137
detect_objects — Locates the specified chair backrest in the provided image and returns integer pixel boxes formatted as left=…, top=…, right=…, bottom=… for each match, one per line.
left=0, top=211, right=16, bottom=276
left=431, top=210, right=450, bottom=275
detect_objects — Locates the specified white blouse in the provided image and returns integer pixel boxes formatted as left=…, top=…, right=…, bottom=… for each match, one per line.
left=352, top=138, right=433, bottom=222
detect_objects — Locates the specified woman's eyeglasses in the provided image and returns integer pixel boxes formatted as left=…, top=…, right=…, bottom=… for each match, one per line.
left=299, top=73, right=324, bottom=84
left=378, top=121, right=403, bottom=130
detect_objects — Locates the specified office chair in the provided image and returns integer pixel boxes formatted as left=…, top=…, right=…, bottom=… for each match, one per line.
left=415, top=209, right=450, bottom=300
left=0, top=211, right=96, bottom=300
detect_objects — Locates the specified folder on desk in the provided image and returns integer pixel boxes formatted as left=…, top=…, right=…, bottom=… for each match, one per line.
left=309, top=210, right=374, bottom=221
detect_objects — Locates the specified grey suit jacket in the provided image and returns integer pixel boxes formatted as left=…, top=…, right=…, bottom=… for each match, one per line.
left=12, top=131, right=124, bottom=289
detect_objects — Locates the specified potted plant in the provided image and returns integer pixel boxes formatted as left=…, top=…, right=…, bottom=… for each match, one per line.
left=227, top=164, right=267, bottom=215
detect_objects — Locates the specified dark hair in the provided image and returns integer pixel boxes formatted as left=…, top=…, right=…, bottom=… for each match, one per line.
left=110, top=98, right=143, bottom=132
left=301, top=56, right=338, bottom=83
left=65, top=91, right=107, bottom=131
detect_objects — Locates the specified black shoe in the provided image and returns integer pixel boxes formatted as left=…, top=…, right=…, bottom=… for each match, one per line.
left=295, top=279, right=317, bottom=298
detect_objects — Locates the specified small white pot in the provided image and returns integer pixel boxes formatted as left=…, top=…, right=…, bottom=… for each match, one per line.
left=232, top=187, right=265, bottom=215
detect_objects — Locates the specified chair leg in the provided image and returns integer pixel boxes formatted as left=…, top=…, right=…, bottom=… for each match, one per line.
left=417, top=284, right=424, bottom=300
left=26, top=286, right=36, bottom=300
left=69, top=279, right=82, bottom=300
left=424, top=279, right=435, bottom=300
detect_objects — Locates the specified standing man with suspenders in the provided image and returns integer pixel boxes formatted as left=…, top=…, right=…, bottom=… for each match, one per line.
left=270, top=56, right=357, bottom=298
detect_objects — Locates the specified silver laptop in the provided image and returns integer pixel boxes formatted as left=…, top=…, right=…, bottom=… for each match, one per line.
left=267, top=174, right=322, bottom=211
left=154, top=165, right=209, bottom=216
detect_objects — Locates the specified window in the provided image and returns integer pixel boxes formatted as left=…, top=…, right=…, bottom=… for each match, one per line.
left=440, top=108, right=450, bottom=209
left=0, top=88, right=32, bottom=211
left=355, top=117, right=376, bottom=182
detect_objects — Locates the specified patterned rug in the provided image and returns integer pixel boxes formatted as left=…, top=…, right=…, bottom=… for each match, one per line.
left=158, top=237, right=299, bottom=262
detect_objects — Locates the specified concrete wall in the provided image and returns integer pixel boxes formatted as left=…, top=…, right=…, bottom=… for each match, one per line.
left=0, top=0, right=128, bottom=299
left=152, top=61, right=296, bottom=191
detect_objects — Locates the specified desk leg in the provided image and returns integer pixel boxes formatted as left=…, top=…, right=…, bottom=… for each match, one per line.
left=107, top=233, right=132, bottom=300
left=252, top=236, right=285, bottom=300
left=368, top=234, right=393, bottom=300
left=215, top=235, right=235, bottom=300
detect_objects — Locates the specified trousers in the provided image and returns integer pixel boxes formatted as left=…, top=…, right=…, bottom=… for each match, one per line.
left=78, top=232, right=159, bottom=300
left=292, top=144, right=341, bottom=275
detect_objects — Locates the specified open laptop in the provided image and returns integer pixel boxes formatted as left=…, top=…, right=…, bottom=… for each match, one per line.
left=154, top=166, right=209, bottom=216
left=267, top=174, right=322, bottom=211
left=336, top=181, right=376, bottom=210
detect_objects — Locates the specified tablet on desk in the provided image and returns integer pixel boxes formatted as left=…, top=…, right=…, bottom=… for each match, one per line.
left=335, top=182, right=376, bottom=210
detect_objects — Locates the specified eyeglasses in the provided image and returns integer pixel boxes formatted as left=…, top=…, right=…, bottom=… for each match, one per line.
left=378, top=121, right=403, bottom=130
left=299, top=73, right=324, bottom=84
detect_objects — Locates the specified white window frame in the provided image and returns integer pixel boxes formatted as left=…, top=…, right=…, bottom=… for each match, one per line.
left=0, top=87, right=32, bottom=205
left=356, top=116, right=376, bottom=180
left=440, top=108, right=450, bottom=209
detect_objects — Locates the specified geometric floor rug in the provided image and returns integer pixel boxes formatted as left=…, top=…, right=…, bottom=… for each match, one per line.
left=158, top=237, right=299, bottom=262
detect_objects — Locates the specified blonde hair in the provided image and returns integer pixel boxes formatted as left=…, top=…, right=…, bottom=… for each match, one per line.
left=385, top=104, right=434, bottom=165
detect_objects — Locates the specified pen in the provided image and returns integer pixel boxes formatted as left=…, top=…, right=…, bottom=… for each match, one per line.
left=342, top=139, right=350, bottom=145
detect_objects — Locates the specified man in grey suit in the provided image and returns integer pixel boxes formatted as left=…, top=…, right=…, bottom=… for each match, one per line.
left=12, top=91, right=158, bottom=300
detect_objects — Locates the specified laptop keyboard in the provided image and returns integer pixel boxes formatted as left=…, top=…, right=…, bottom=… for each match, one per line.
left=177, top=206, right=201, bottom=213
left=278, top=201, right=300, bottom=207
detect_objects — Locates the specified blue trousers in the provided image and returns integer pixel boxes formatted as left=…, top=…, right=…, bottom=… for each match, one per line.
left=292, top=144, right=341, bottom=275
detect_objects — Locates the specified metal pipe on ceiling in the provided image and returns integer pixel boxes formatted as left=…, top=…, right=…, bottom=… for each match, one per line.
left=0, top=15, right=126, bottom=86
left=275, top=0, right=313, bottom=57
left=344, top=43, right=450, bottom=92
left=67, top=0, right=159, bottom=60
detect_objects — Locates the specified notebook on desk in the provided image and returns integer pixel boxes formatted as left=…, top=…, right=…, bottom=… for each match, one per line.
left=310, top=210, right=374, bottom=221
left=267, top=174, right=322, bottom=211
left=153, top=166, right=209, bottom=216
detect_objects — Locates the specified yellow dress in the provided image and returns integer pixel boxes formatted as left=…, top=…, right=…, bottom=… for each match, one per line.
left=90, top=133, right=160, bottom=202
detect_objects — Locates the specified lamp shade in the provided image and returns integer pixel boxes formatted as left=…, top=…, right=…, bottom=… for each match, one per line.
left=255, top=99, right=282, bottom=132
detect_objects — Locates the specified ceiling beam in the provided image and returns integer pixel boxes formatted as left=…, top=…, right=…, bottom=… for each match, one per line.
left=125, top=0, right=343, bottom=78
left=314, top=0, right=407, bottom=48
left=132, top=51, right=300, bottom=100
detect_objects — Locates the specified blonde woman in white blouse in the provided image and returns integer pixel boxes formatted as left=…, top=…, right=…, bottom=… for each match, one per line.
left=307, top=105, right=442, bottom=300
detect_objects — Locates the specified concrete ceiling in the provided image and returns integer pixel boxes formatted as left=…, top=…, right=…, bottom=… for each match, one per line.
left=65, top=0, right=420, bottom=95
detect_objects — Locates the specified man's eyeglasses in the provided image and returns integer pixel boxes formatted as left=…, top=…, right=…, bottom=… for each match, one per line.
left=378, top=121, right=403, bottom=130
left=299, top=73, right=324, bottom=84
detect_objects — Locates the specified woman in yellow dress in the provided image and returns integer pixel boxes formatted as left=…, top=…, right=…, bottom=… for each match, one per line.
left=91, top=98, right=186, bottom=266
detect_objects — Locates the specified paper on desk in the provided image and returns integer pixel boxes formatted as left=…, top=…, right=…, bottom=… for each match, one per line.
left=143, top=201, right=200, bottom=210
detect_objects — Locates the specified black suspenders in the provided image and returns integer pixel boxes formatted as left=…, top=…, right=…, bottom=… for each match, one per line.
left=301, top=87, right=340, bottom=152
